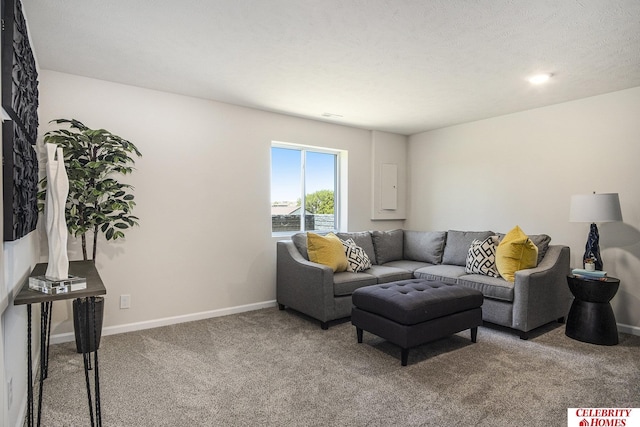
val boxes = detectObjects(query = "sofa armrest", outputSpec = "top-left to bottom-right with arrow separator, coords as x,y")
512,245 -> 572,332
276,240 -> 336,323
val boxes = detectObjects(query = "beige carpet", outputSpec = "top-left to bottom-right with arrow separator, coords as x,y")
34,307 -> 639,426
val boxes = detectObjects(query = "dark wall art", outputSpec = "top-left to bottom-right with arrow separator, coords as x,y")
1,0 -> 39,241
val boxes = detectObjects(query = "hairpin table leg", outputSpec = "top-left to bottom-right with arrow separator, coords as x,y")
27,304 -> 33,427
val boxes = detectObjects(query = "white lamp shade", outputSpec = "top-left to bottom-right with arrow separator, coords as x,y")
569,193 -> 622,223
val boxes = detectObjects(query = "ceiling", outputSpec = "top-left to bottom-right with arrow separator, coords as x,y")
23,0 -> 640,135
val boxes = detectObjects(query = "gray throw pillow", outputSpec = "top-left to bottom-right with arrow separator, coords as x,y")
403,230 -> 447,264
372,229 -> 404,265
442,230 -> 494,266
336,231 -> 377,265
291,233 -> 309,260
529,234 -> 551,265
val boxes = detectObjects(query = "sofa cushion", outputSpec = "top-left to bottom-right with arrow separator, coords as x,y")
495,226 -> 538,283
333,271 -> 377,296
465,237 -> 500,278
383,259 -> 433,273
413,264 -> 467,284
307,232 -> 348,272
365,265 -> 413,284
340,238 -> 372,273
496,232 -> 551,265
442,230 -> 494,266
372,229 -> 404,264
336,231 -> 377,264
457,274 -> 515,302
403,230 -> 447,264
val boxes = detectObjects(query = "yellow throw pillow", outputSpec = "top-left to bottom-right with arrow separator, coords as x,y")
495,226 -> 538,283
307,232 -> 348,273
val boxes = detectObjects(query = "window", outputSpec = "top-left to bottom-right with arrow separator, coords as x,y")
271,143 -> 340,234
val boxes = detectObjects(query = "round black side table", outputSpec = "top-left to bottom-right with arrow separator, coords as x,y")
565,275 -> 620,345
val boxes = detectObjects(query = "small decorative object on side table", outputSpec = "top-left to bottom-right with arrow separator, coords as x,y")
584,258 -> 596,271
565,275 -> 620,345
44,143 -> 70,281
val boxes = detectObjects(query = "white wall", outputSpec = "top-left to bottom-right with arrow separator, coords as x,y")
407,86 -> 640,333
37,70 -> 405,338
2,233 -> 40,427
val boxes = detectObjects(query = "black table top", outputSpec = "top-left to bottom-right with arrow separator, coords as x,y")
567,274 -> 619,303
14,260 -> 106,305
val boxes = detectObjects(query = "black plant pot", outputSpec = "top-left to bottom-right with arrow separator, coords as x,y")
73,297 -> 104,353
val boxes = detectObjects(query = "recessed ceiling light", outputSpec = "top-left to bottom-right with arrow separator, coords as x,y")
528,73 -> 552,84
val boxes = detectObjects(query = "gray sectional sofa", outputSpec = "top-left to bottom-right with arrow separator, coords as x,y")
276,229 -> 572,339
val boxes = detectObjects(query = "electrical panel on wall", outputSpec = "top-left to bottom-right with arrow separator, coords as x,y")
380,163 -> 398,210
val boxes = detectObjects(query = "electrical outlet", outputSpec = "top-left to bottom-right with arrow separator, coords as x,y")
7,377 -> 12,408
120,294 -> 131,309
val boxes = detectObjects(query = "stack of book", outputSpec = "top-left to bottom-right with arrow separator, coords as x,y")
571,268 -> 608,281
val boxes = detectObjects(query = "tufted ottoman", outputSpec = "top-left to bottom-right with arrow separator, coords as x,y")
351,279 -> 483,366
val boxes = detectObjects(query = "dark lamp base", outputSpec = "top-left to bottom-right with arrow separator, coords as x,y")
583,223 -> 603,271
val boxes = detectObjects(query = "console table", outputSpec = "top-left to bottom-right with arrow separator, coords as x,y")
565,275 -> 620,346
14,261 -> 106,427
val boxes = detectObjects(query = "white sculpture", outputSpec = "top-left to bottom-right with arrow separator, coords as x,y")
45,143 -> 69,280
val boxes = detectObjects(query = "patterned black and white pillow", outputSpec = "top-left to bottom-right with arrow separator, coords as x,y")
341,238 -> 372,273
465,237 -> 500,277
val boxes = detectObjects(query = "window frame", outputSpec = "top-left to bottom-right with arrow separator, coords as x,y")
271,141 -> 341,236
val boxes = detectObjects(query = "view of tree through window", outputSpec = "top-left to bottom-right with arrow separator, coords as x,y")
271,145 -> 338,233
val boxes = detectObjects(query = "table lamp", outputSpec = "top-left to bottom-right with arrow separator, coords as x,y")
569,192 -> 622,271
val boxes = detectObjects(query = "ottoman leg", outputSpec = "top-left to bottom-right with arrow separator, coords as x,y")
356,327 -> 363,343
471,327 -> 478,343
401,348 -> 409,366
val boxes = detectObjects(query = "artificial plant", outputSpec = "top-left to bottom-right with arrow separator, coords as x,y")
38,119 -> 142,261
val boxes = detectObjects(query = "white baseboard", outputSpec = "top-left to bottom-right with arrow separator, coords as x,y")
48,301 -> 640,344
617,322 -> 640,337
50,300 -> 278,345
